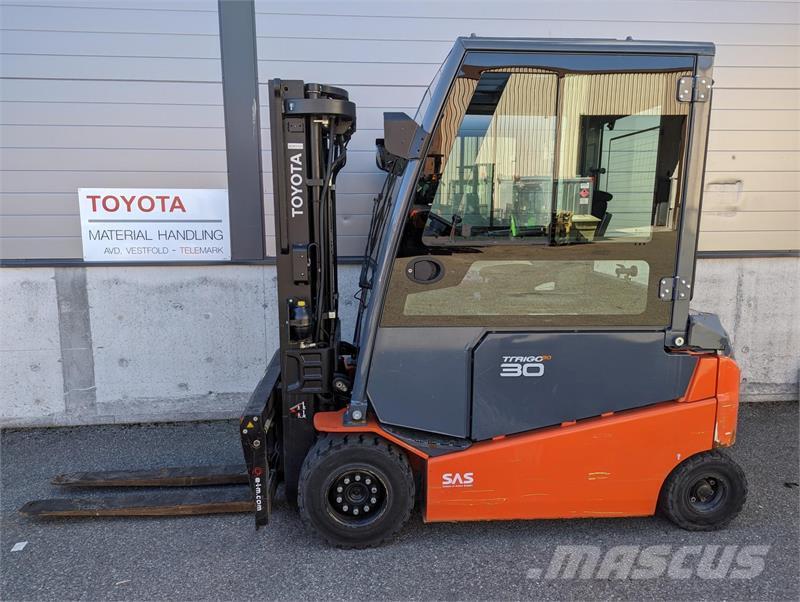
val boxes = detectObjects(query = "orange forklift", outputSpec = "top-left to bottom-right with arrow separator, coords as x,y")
24,37 -> 746,548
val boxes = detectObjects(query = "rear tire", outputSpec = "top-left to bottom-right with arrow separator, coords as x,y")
298,434 -> 415,548
658,450 -> 747,531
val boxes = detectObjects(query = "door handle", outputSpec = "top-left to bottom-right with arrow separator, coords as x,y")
406,258 -> 444,284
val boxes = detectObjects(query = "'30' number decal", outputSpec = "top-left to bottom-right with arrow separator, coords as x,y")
500,362 -> 544,377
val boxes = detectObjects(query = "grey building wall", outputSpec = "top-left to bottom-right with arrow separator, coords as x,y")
0,0 -> 798,426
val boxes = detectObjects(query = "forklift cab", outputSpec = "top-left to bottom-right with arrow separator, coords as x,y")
350,38 -> 721,440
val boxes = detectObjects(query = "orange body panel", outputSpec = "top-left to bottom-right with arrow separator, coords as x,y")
313,353 -> 740,524
314,409 -> 429,458
426,399 -> 716,522
714,356 -> 741,447
679,356 -> 718,402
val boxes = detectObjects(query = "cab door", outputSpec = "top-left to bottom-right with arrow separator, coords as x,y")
367,50 -> 704,439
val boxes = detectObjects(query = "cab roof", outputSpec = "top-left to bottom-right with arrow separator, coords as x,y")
456,36 -> 715,56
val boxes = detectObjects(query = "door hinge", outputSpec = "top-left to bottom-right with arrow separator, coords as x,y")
677,76 -> 712,103
659,276 -> 691,301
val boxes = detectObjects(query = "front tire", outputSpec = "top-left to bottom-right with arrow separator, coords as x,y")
659,450 -> 747,531
298,434 -> 414,548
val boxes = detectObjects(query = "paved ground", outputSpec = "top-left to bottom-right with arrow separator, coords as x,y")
1,402 -> 798,601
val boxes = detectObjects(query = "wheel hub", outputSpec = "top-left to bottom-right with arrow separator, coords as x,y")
688,476 -> 725,511
328,469 -> 386,521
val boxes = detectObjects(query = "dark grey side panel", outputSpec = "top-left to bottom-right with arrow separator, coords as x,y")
367,327 -> 483,438
472,332 -> 698,440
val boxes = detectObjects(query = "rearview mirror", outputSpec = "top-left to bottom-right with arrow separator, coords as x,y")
382,112 -> 428,161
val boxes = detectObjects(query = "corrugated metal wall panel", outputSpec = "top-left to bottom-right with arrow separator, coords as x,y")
2,171 -> 228,193
0,214 -> 81,238
706,151 -> 799,172
0,79 -> 224,104
697,231 -> 800,251
252,14 -> 797,46
0,125 -> 226,150
0,3 -> 219,34
0,30 -> 221,58
255,1 -> 798,24
704,171 -> 799,191
1,103 -> 224,128
703,190 -> 799,212
0,237 -> 82,259
0,0 -> 227,259
701,210 -> 800,232
708,131 -> 799,151
0,55 -> 222,81
0,149 -> 227,172
0,0 -> 797,259
0,194 -> 78,215
713,90 -> 799,111
711,110 -> 798,131
254,0 -> 799,254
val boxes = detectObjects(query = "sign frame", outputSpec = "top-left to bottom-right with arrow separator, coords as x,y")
78,188 -> 231,262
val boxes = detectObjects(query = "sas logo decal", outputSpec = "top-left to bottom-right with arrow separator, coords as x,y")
500,355 -> 552,378
442,472 -> 474,488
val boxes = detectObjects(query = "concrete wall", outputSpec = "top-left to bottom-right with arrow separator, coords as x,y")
0,268 -> 63,420
0,264 -> 361,425
692,258 -> 800,402
1,257 -> 797,426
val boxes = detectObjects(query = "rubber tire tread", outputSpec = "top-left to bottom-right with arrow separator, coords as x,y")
297,434 -> 415,548
658,450 -> 747,531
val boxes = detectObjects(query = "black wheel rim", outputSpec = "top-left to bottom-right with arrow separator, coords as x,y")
687,474 -> 727,513
326,468 -> 388,526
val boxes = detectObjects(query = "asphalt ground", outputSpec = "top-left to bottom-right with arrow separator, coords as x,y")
1,402 -> 798,601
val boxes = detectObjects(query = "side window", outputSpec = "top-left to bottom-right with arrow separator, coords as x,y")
422,72 -> 557,245
382,65 -> 691,328
554,72 -> 689,244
